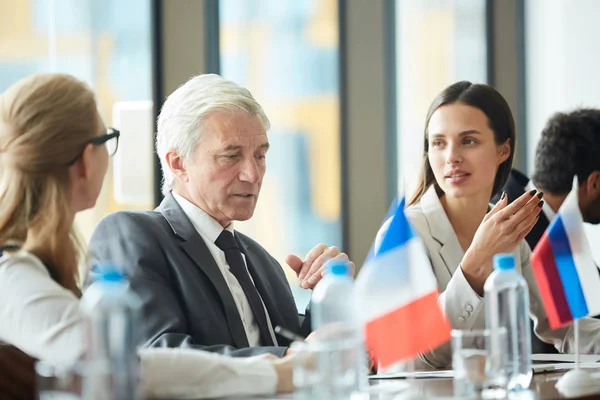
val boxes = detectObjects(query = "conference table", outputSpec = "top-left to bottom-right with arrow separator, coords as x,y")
207,368 -> 600,399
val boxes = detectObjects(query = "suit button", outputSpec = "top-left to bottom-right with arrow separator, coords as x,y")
458,316 -> 466,323
465,304 -> 474,312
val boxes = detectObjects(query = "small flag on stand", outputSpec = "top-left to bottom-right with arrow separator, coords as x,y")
355,198 -> 450,369
531,178 -> 600,329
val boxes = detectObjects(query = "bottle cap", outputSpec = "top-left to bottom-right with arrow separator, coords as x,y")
95,265 -> 124,282
493,253 -> 515,270
327,261 -> 349,276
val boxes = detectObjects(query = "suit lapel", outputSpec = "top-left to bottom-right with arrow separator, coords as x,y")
236,236 -> 285,330
439,242 -> 463,278
504,171 -> 527,203
527,212 -> 549,250
501,172 -> 550,251
158,194 -> 249,348
421,187 -> 465,277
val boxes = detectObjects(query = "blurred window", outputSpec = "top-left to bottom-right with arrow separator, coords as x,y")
0,0 -> 154,243
219,0 -> 342,310
395,0 -> 487,195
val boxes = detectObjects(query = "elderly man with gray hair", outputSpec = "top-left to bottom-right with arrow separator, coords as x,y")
89,74 -> 353,357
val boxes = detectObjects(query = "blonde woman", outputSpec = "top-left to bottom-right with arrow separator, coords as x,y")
0,73 -> 293,399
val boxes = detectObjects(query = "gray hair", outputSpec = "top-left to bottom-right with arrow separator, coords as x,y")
156,73 -> 270,195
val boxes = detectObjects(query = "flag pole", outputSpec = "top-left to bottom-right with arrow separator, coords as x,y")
407,356 -> 415,381
574,318 -> 580,370
394,356 -> 423,400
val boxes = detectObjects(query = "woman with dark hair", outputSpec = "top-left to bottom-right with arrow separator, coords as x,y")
383,81 -> 600,369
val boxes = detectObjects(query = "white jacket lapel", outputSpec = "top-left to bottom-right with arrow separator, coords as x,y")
421,187 -> 465,278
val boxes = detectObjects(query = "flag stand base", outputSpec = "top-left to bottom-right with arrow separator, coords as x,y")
556,369 -> 599,397
555,320 -> 599,397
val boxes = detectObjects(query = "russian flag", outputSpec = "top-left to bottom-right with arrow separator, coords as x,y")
355,198 -> 451,369
531,179 -> 600,329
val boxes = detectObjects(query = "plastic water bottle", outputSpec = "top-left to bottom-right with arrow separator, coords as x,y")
308,261 -> 366,399
312,261 -> 357,330
80,266 -> 142,400
484,253 -> 532,390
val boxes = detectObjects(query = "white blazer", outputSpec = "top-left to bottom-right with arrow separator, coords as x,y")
380,186 -> 600,369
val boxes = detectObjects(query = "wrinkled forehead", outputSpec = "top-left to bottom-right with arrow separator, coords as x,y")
217,134 -> 270,152
202,110 -> 268,149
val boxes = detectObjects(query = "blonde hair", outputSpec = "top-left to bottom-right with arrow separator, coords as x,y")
0,73 -> 99,295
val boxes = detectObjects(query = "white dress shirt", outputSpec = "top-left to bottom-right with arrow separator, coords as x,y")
172,192 -> 277,346
0,251 -> 277,398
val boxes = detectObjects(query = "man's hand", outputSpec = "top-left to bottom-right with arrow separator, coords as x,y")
272,356 -> 294,393
286,244 -> 355,289
283,330 -> 319,356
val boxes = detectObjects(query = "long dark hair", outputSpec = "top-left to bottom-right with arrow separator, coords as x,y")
407,81 -> 516,206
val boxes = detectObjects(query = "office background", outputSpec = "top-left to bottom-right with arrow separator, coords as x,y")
1,0 -> 599,309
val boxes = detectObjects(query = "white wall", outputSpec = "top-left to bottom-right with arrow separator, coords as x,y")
525,0 -> 600,261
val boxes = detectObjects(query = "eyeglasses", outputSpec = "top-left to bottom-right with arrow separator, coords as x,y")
67,128 -> 120,166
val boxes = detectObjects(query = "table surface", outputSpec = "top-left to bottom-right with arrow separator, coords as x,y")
392,369 -> 600,399
207,368 -> 600,400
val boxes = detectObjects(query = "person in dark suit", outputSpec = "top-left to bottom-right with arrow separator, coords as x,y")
493,169 -> 549,251
496,109 -> 600,241
495,108 -> 600,353
89,74 -> 354,358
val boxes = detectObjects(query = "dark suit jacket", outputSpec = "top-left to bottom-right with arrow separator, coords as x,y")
496,169 -> 556,354
493,169 -> 551,250
89,193 -> 310,358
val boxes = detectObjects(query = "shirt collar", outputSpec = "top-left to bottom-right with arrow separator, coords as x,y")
171,192 -> 234,243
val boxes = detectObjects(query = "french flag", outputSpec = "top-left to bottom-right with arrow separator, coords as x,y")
355,198 -> 451,369
531,179 -> 600,329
